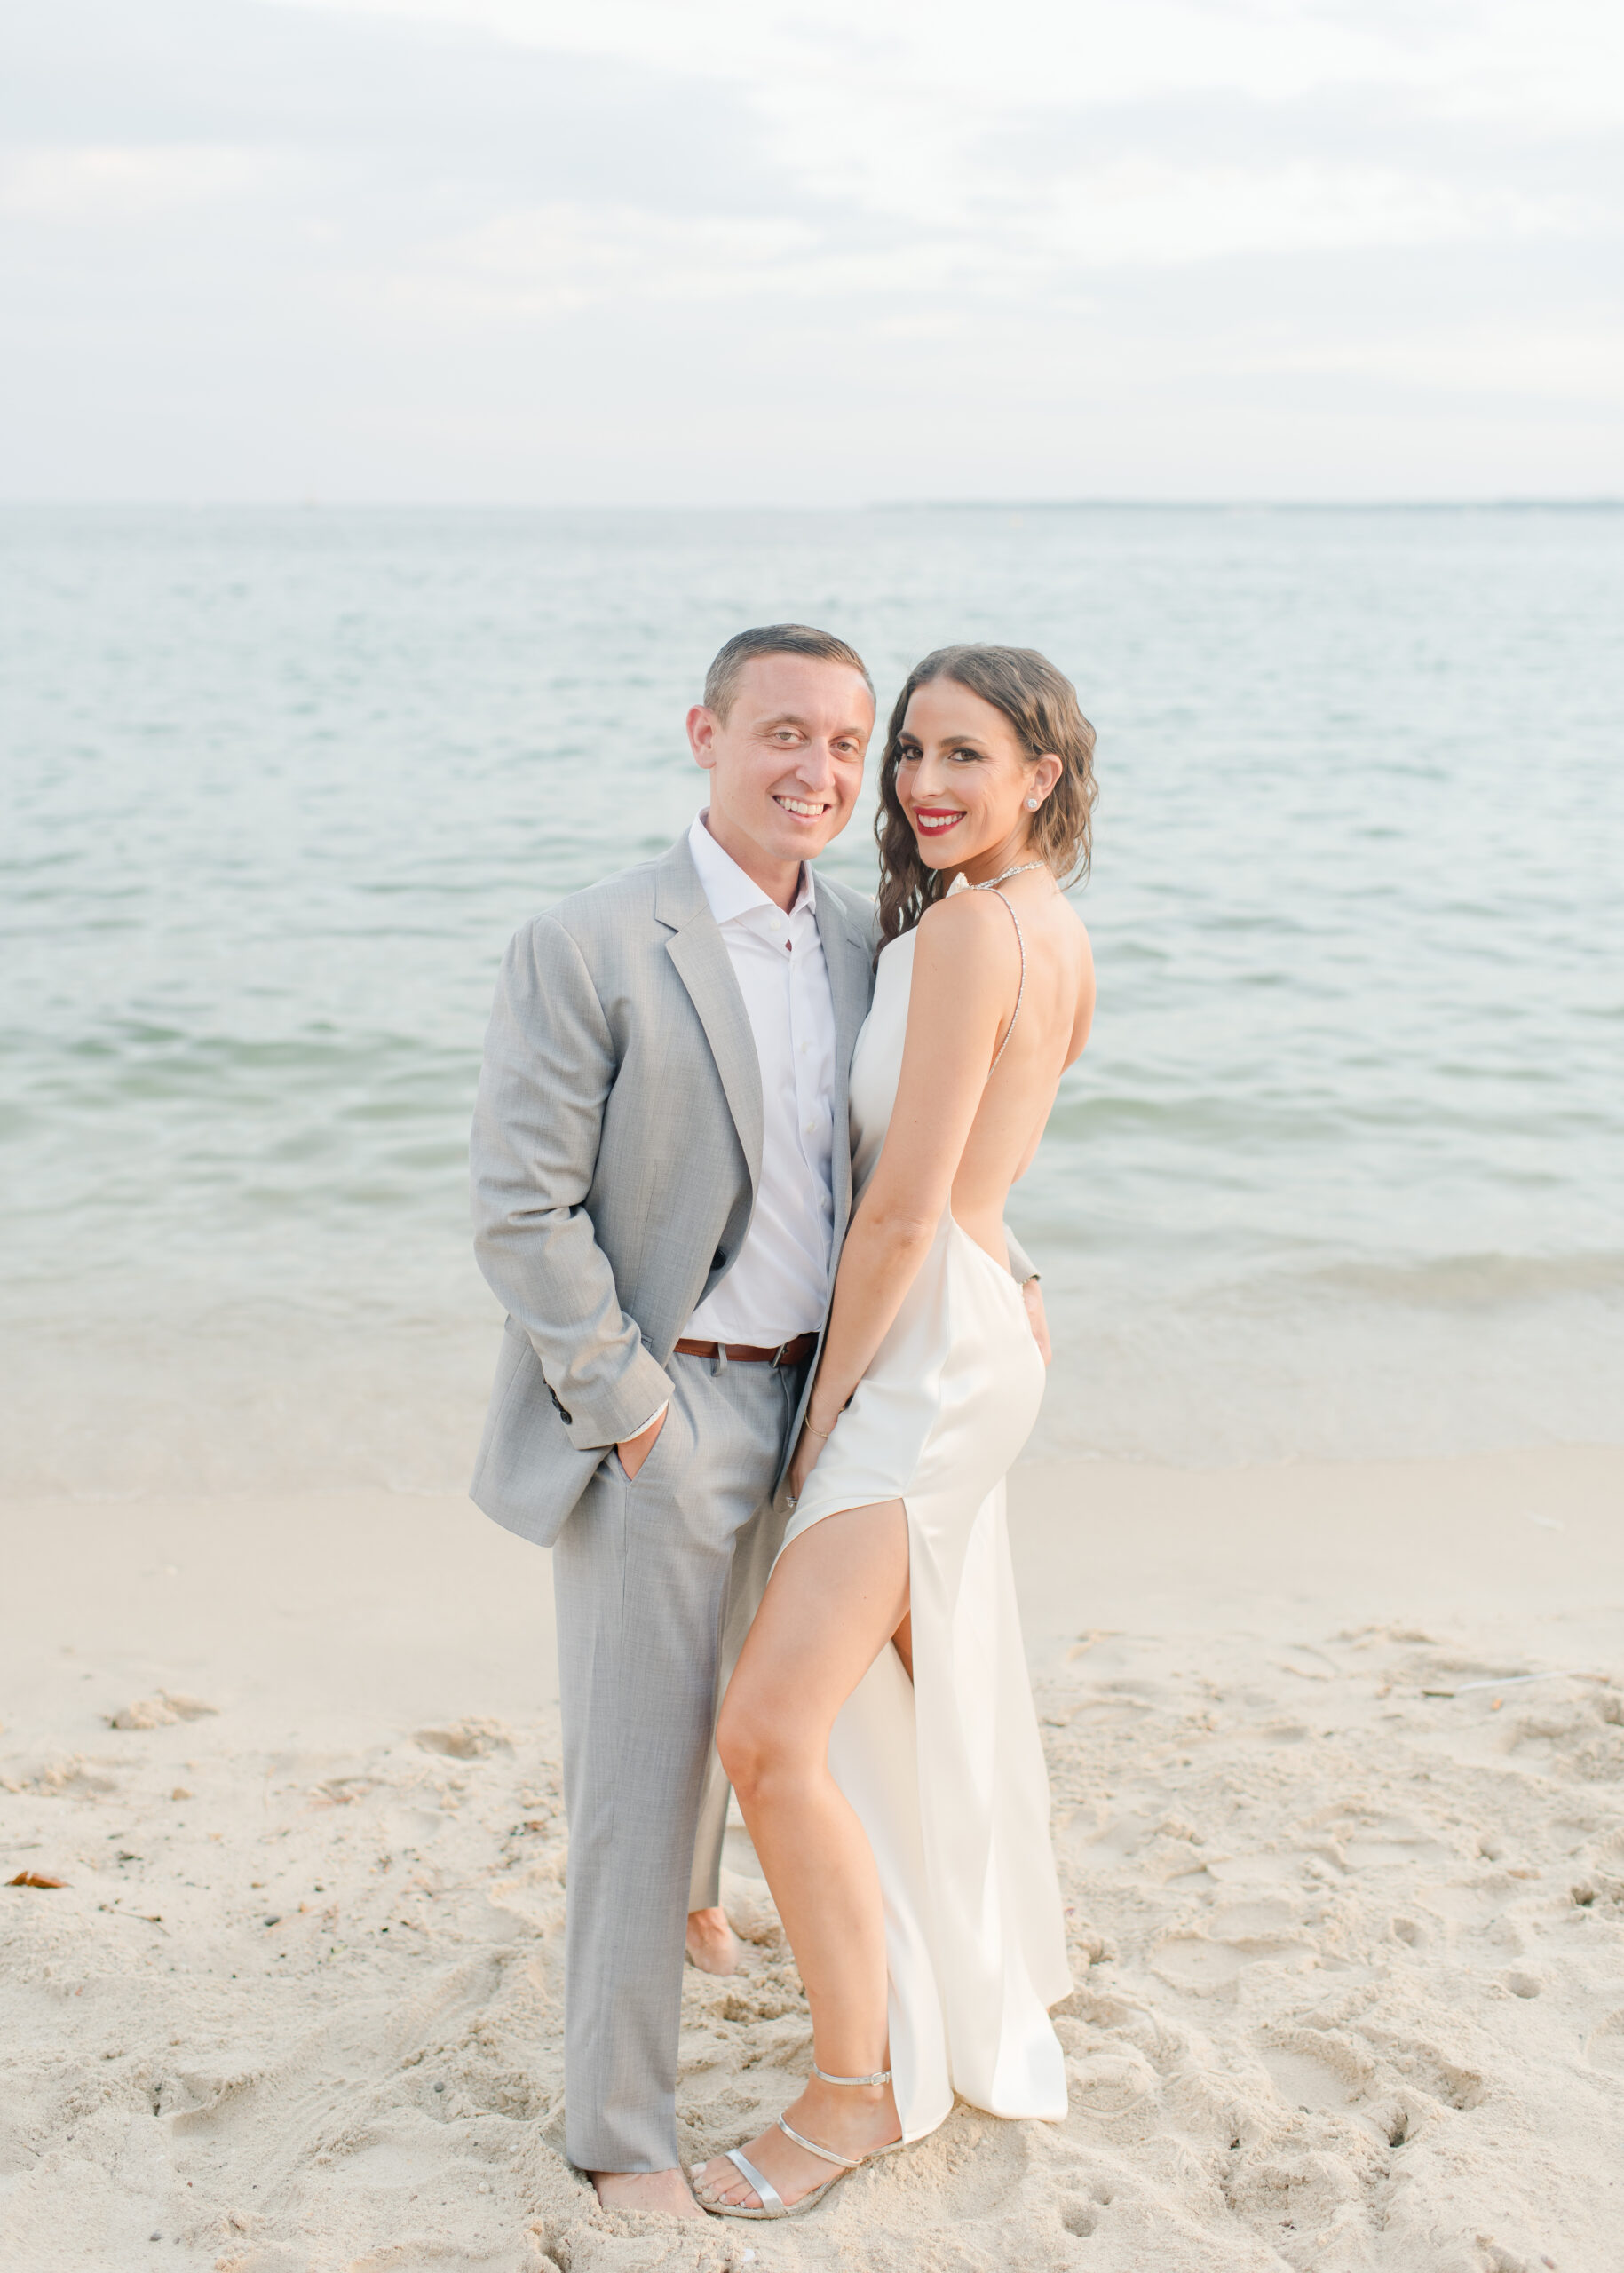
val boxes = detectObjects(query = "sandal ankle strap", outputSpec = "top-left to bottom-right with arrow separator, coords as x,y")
811,2062 -> 892,2087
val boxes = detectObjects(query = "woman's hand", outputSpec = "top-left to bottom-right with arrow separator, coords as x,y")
786,1421 -> 825,1504
1021,1278 -> 1052,1365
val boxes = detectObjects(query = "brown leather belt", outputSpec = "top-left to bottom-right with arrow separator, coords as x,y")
673,1333 -> 817,1368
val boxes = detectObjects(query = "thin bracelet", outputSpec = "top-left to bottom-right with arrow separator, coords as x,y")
804,1414 -> 836,1439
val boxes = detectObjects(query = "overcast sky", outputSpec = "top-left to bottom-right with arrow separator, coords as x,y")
4,0 -> 1620,502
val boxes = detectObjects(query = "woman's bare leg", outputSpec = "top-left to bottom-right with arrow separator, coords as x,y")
693,1500 -> 908,2211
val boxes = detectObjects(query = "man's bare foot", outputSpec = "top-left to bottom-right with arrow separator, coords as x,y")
685,1905 -> 740,1976
693,2078 -> 900,2213
590,2167 -> 708,2219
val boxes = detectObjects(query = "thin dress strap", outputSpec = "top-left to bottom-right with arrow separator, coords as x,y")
973,883 -> 1026,1077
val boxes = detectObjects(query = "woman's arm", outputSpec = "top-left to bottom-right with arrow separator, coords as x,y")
792,893 -> 1020,1473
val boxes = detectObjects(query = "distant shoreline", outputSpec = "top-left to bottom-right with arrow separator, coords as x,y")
2,495 -> 1620,515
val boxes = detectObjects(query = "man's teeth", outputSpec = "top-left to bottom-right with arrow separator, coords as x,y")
776,796 -> 826,818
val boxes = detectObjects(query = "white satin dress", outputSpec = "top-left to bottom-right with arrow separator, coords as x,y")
779,894 -> 1072,2143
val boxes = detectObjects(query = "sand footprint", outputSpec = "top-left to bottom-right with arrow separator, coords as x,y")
1256,2030 -> 1374,2114
1151,1927 -> 1315,1996
1060,2182 -> 1114,2237
1066,2044 -> 1159,2115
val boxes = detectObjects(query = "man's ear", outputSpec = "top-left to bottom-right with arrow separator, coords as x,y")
687,704 -> 720,768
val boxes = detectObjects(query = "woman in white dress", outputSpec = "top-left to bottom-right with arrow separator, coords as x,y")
694,645 -> 1097,2220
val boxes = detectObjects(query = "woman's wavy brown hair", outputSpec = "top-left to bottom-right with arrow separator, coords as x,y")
875,644 -> 1097,947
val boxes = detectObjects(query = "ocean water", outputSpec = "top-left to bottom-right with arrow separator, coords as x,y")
3,503 -> 1620,1495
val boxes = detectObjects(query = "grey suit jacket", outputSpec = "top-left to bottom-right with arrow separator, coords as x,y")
469,832 -> 875,1546
469,829 -> 1035,1548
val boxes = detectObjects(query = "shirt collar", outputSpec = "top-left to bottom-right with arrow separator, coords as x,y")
688,811 -> 816,926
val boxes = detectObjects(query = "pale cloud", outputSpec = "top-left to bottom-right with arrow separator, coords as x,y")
280,0 -> 1624,124
1268,325 -> 1624,403
1034,161 -> 1599,265
385,202 -> 1038,326
1,0 -> 1618,498
400,204 -> 824,316
389,159 -> 1594,330
0,143 -> 278,223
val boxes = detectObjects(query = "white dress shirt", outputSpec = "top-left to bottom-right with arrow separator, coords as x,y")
684,812 -> 838,1345
621,816 -> 839,1445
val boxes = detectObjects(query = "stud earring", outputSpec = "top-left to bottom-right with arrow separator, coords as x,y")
1026,796 -> 1040,811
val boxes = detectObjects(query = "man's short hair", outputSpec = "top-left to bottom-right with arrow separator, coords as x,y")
702,624 -> 875,722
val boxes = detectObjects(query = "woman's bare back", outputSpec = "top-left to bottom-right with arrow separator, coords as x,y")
941,870 -> 1095,1264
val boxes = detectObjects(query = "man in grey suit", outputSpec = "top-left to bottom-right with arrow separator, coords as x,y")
469,624 -> 1042,2217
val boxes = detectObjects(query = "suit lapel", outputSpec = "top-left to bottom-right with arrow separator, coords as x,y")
655,839 -> 764,1198
654,836 -> 875,1233
813,881 -> 876,1239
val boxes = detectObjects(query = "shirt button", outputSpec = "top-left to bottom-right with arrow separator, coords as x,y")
804,1119 -> 816,1134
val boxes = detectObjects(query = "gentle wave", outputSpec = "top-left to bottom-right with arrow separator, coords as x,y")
1303,1251 -> 1624,1309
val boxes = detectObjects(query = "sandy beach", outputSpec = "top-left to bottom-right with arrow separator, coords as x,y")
4,1446 -> 1621,2271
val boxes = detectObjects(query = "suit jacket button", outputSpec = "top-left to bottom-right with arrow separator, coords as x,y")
712,1249 -> 726,1270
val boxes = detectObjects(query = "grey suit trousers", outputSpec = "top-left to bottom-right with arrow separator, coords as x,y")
551,1349 -> 802,2174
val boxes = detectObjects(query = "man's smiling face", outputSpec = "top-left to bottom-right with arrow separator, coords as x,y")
688,653 -> 874,893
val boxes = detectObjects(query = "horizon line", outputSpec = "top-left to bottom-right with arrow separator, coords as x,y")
1,495 -> 1620,514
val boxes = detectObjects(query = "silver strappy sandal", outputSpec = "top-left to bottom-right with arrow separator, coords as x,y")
693,2062 -> 905,2221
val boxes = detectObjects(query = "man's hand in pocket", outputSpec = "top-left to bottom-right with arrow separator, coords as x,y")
617,1406 -> 667,1480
